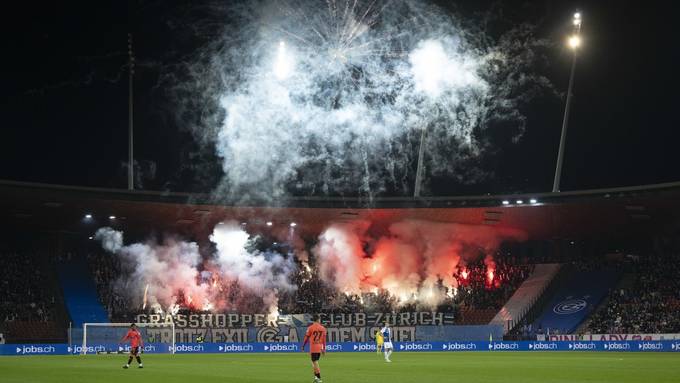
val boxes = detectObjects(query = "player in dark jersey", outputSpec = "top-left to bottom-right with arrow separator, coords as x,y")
301,314 -> 327,383
120,323 -> 144,369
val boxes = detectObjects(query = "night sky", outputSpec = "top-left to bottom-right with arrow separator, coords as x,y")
2,0 -> 679,197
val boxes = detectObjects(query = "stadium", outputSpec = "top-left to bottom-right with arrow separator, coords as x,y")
2,1 -> 680,382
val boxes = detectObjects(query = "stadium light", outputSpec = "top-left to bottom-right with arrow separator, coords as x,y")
568,35 -> 581,49
516,200 -> 524,204
529,198 -> 538,204
84,214 -> 93,219
502,200 -> 510,205
266,221 -> 273,226
109,215 -> 116,220
88,236 -> 94,240
573,12 -> 582,25
553,10 -> 583,193
290,222 -> 297,227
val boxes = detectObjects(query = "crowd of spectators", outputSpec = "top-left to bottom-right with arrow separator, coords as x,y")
0,251 -> 55,324
86,252 -> 129,321
585,238 -> 680,334
280,253 -> 533,317
455,258 -> 533,310
86,242 -> 534,322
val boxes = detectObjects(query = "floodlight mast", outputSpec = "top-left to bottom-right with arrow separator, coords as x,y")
553,11 -> 583,193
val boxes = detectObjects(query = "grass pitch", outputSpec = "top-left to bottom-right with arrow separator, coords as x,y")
2,352 -> 679,383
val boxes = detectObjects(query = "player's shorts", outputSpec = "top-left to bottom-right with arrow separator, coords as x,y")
129,346 -> 140,355
310,353 -> 321,362
383,341 -> 393,350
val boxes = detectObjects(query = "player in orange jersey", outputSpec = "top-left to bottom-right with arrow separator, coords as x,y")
120,323 -> 144,369
301,314 -> 327,383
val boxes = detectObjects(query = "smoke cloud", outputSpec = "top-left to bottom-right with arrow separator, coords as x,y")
96,217 -> 526,313
94,223 -> 297,315
166,0 -> 554,200
313,219 -> 526,306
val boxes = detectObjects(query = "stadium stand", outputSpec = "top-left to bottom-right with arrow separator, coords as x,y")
0,241 -> 66,343
530,269 -> 619,334
85,242 -> 532,325
57,260 -> 109,327
584,241 -> 680,334
490,263 -> 562,333
3,182 -> 680,344
87,251 -> 128,321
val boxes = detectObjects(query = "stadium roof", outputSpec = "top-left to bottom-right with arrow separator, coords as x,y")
1,179 -> 680,240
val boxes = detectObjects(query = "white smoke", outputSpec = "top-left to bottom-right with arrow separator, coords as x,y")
211,222 -> 298,301
314,221 -> 371,294
95,223 -> 297,314
166,0 -> 554,200
95,227 -> 123,253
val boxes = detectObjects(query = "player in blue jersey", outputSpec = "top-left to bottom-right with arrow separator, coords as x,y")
380,321 -> 393,362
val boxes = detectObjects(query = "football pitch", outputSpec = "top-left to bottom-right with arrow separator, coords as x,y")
2,352 -> 679,383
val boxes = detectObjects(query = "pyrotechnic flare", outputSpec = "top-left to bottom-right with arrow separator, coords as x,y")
313,219 -> 526,307
142,284 -> 149,310
95,215 -> 526,314
94,224 -> 298,315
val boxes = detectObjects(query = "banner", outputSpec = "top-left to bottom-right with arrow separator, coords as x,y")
132,312 -> 460,343
3,340 -> 680,356
135,312 -> 455,328
544,333 -> 680,341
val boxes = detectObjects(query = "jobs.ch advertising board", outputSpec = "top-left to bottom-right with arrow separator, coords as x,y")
2,311 -> 680,355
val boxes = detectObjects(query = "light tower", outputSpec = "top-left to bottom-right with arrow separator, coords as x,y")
552,11 -> 582,192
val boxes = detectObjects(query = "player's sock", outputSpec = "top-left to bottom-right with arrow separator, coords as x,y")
127,356 -> 133,365
136,356 -> 142,365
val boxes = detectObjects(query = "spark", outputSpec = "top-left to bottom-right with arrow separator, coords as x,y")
142,284 -> 149,310
274,41 -> 294,80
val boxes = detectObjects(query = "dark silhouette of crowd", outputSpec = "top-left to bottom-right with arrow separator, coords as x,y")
87,252 -> 129,321
0,251 -> 55,323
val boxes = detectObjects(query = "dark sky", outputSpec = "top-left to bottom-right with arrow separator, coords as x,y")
1,0 -> 679,196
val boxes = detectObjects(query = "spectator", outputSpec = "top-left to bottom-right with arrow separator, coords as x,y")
585,246 -> 680,334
